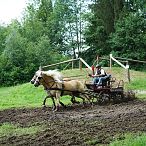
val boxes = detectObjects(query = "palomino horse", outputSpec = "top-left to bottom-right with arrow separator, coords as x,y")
31,70 -> 87,111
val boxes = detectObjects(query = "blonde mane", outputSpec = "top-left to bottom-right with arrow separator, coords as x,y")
43,70 -> 63,83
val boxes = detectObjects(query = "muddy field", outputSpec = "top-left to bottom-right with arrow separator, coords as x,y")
1,99 -> 146,146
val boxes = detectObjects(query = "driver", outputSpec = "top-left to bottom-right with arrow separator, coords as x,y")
92,64 -> 107,85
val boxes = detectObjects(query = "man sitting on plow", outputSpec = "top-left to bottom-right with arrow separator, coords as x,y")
89,64 -> 111,86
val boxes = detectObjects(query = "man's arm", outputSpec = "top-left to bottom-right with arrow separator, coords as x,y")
92,74 -> 100,77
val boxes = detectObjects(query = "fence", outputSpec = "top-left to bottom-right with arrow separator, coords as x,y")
40,54 -> 146,82
98,54 -> 146,83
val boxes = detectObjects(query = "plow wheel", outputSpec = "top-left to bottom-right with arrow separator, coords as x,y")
84,90 -> 98,104
97,91 -> 111,105
111,92 -> 124,104
123,90 -> 136,101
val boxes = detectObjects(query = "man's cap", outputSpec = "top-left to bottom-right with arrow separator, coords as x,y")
96,64 -> 101,68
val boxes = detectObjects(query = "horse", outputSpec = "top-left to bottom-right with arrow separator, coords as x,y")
31,69 -> 87,111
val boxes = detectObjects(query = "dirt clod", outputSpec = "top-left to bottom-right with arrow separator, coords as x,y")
0,99 -> 146,146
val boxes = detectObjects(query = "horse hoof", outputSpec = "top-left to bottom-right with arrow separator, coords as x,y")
75,101 -> 80,104
52,106 -> 56,111
72,101 -> 80,104
42,105 -> 46,109
53,107 -> 59,112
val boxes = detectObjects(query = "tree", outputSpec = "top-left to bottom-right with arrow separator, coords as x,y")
0,26 -> 7,55
83,0 -> 124,63
4,21 -> 27,68
109,13 -> 146,61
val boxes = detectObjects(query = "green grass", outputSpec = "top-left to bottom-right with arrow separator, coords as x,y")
0,83 -> 45,110
126,78 -> 146,90
0,83 -> 74,110
137,94 -> 146,100
0,123 -> 44,138
0,68 -> 146,110
109,133 -> 146,146
85,138 -> 101,145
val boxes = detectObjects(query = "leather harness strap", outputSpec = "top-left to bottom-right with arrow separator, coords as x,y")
60,83 -> 65,96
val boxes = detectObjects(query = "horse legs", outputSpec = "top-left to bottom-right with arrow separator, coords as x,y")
43,95 -> 49,107
42,95 -> 57,110
78,95 -> 86,105
59,101 -> 67,108
52,93 -> 66,111
71,96 -> 80,104
51,97 -> 56,111
54,92 -> 63,111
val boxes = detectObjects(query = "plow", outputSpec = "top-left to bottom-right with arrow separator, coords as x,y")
82,77 -> 135,105
41,76 -> 136,105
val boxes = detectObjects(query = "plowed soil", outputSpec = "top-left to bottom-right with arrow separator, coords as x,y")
1,99 -> 146,146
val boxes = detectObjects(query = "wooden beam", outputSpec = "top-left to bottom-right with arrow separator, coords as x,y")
79,58 -> 92,71
110,54 -> 128,69
115,57 -> 146,63
42,58 -> 79,69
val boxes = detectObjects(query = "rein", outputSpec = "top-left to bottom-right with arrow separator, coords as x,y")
40,77 -> 65,95
41,77 -> 57,90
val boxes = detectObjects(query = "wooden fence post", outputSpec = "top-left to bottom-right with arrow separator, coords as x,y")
110,54 -> 112,71
126,61 -> 130,82
72,58 -> 74,70
39,66 -> 42,70
79,59 -> 82,70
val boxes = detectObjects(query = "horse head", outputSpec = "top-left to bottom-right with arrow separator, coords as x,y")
33,70 -> 43,87
30,73 -> 38,84
31,69 -> 63,88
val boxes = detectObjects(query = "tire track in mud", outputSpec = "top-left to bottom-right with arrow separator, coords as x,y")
0,99 -> 146,145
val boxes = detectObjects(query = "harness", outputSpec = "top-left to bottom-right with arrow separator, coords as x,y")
60,83 -> 65,96
40,77 -> 65,96
36,76 -> 82,96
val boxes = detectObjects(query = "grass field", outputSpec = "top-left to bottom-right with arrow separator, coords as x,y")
109,133 -> 146,146
0,123 -> 45,137
0,67 -> 146,146
0,83 -> 74,110
0,83 -> 44,110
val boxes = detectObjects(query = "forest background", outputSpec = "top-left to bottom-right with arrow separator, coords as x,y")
0,0 -> 145,86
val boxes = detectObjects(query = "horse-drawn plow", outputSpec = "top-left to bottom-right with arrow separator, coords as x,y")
31,69 -> 135,110
84,77 -> 135,105
29,56 -> 137,110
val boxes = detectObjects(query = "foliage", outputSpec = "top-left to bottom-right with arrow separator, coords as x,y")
84,0 -> 146,65
0,0 -> 145,86
109,13 -> 146,61
0,26 -> 7,54
83,0 -> 124,62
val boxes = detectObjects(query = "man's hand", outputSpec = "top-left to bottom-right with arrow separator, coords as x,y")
88,74 -> 95,77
